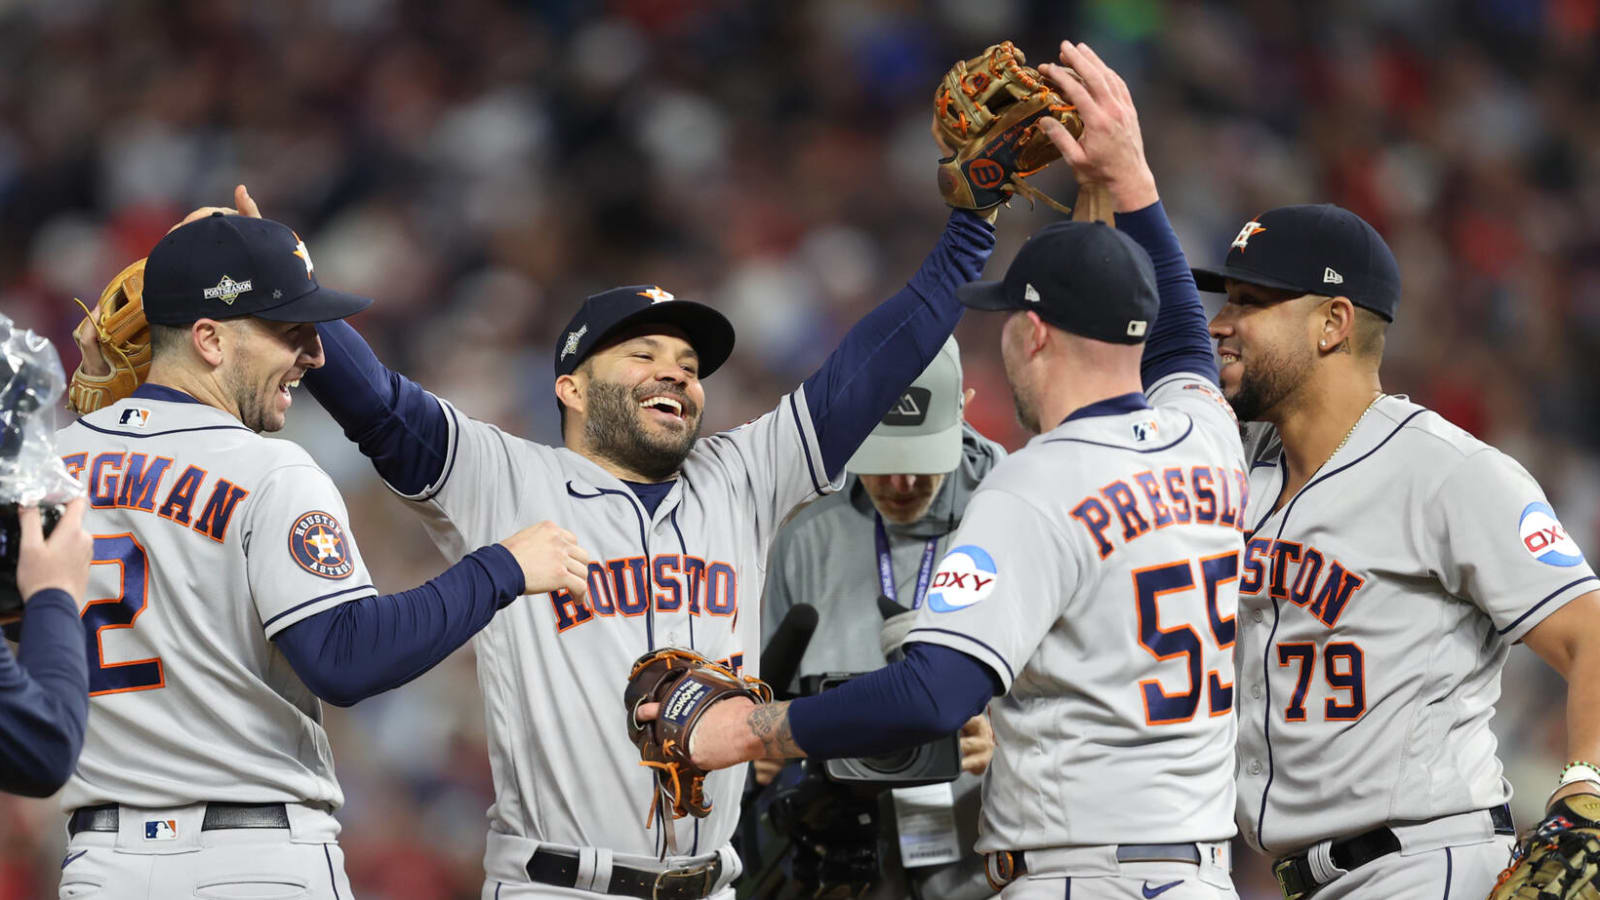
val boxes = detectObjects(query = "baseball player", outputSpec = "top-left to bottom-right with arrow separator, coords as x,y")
650,42 -> 1245,899
2,499 -> 93,797
297,138 -> 997,894
57,206 -> 590,898
1198,194 -> 1600,896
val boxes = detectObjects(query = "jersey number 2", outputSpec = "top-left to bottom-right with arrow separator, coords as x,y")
1133,552 -> 1238,724
83,534 -> 165,696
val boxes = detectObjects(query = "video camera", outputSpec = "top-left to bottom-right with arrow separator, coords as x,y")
739,603 -> 962,898
0,314 -> 77,620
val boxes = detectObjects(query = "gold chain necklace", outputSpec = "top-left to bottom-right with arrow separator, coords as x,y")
1325,392 -> 1385,466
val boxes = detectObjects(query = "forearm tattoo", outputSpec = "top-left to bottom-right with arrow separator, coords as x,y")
748,701 -> 803,759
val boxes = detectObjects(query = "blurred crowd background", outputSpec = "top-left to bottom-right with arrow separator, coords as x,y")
3,0 -> 1599,896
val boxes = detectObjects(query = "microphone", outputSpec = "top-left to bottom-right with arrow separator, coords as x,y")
760,603 -> 818,698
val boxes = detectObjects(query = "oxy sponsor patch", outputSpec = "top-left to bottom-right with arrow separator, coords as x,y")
1519,501 -> 1584,567
926,545 -> 997,612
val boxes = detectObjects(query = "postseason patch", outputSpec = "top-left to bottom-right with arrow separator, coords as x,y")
1519,502 -> 1584,567
289,511 -> 354,579
926,545 -> 998,613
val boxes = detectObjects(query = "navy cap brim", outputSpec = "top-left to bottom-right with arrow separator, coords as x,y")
253,286 -> 374,323
956,280 -> 1015,311
589,300 -> 736,378
1191,264 -> 1322,295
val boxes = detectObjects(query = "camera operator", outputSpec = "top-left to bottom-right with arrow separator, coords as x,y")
757,337 -> 1003,899
2,499 -> 93,796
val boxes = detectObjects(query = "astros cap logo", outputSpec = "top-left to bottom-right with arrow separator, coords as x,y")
1230,220 -> 1266,252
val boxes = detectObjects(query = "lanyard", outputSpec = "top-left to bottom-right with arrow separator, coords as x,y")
874,513 -> 941,610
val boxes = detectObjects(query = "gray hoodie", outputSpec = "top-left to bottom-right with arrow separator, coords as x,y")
759,422 -> 1007,900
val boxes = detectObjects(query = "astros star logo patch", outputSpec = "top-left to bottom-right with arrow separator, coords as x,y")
292,232 -> 315,278
1230,220 -> 1266,252
289,511 -> 354,579
637,286 -> 674,303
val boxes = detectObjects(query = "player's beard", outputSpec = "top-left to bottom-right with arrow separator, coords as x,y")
223,362 -> 283,434
584,379 -> 701,481
1226,341 -> 1314,423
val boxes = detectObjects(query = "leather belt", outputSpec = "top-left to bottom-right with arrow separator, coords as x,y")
985,843 -> 1203,891
1272,804 -> 1514,900
67,803 -> 290,836
526,847 -> 722,900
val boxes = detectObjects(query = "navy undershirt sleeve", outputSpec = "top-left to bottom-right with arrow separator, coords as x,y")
1117,201 -> 1219,388
274,545 -> 524,707
786,643 -> 998,759
305,320 -> 453,496
0,589 -> 90,797
801,211 -> 995,479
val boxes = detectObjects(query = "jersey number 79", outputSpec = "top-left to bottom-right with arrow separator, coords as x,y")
1132,551 -> 1238,724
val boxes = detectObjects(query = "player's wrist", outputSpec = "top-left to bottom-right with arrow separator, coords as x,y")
1105,171 -> 1158,213
1547,761 -> 1600,808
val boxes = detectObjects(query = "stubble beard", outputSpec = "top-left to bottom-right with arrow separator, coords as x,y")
1226,343 -> 1313,423
585,379 -> 701,481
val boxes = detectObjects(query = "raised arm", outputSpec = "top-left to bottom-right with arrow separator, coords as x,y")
1039,42 -> 1216,388
306,319 -> 453,495
801,210 -> 995,480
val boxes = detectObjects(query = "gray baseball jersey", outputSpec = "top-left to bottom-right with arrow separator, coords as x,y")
397,387 -> 832,858
54,391 -> 377,813
1234,394 -> 1598,853
905,372 -> 1247,851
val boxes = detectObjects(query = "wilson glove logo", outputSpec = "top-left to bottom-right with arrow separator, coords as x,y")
927,545 -> 998,612
1519,502 -> 1584,567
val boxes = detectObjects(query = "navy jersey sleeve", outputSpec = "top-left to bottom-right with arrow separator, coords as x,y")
786,643 -> 997,758
801,210 -> 995,479
0,589 -> 90,797
305,319 -> 454,495
274,544 -> 525,706
1116,201 -> 1218,388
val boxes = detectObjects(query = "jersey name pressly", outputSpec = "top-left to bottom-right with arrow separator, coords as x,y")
55,395 -> 377,813
906,373 -> 1246,851
1234,395 -> 1599,854
401,389 -> 833,858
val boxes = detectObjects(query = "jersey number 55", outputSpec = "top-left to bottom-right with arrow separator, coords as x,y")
1132,551 -> 1238,724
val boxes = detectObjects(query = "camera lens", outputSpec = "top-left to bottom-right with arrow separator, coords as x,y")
859,747 -> 919,774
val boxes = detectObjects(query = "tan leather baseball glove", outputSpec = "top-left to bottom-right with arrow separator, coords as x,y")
68,259 -> 150,414
1490,794 -> 1600,899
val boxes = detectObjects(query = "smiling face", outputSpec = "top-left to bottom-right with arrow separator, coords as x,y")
1208,281 -> 1322,423
564,325 -> 706,481
217,317 -> 323,433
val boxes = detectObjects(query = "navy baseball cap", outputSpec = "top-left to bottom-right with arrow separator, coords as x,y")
1191,204 -> 1402,321
553,286 -> 735,379
142,213 -> 373,326
957,221 -> 1159,344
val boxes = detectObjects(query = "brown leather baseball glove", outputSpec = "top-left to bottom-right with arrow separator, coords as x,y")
624,648 -> 772,847
68,259 -> 151,414
1490,794 -> 1600,899
934,41 -> 1091,215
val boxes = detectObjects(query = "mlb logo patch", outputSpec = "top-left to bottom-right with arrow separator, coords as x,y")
144,819 -> 178,840
118,407 -> 151,428
1131,418 -> 1160,441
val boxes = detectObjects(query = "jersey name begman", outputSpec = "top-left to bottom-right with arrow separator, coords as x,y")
62,451 -> 250,543
549,555 -> 737,633
1069,465 -> 1249,559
